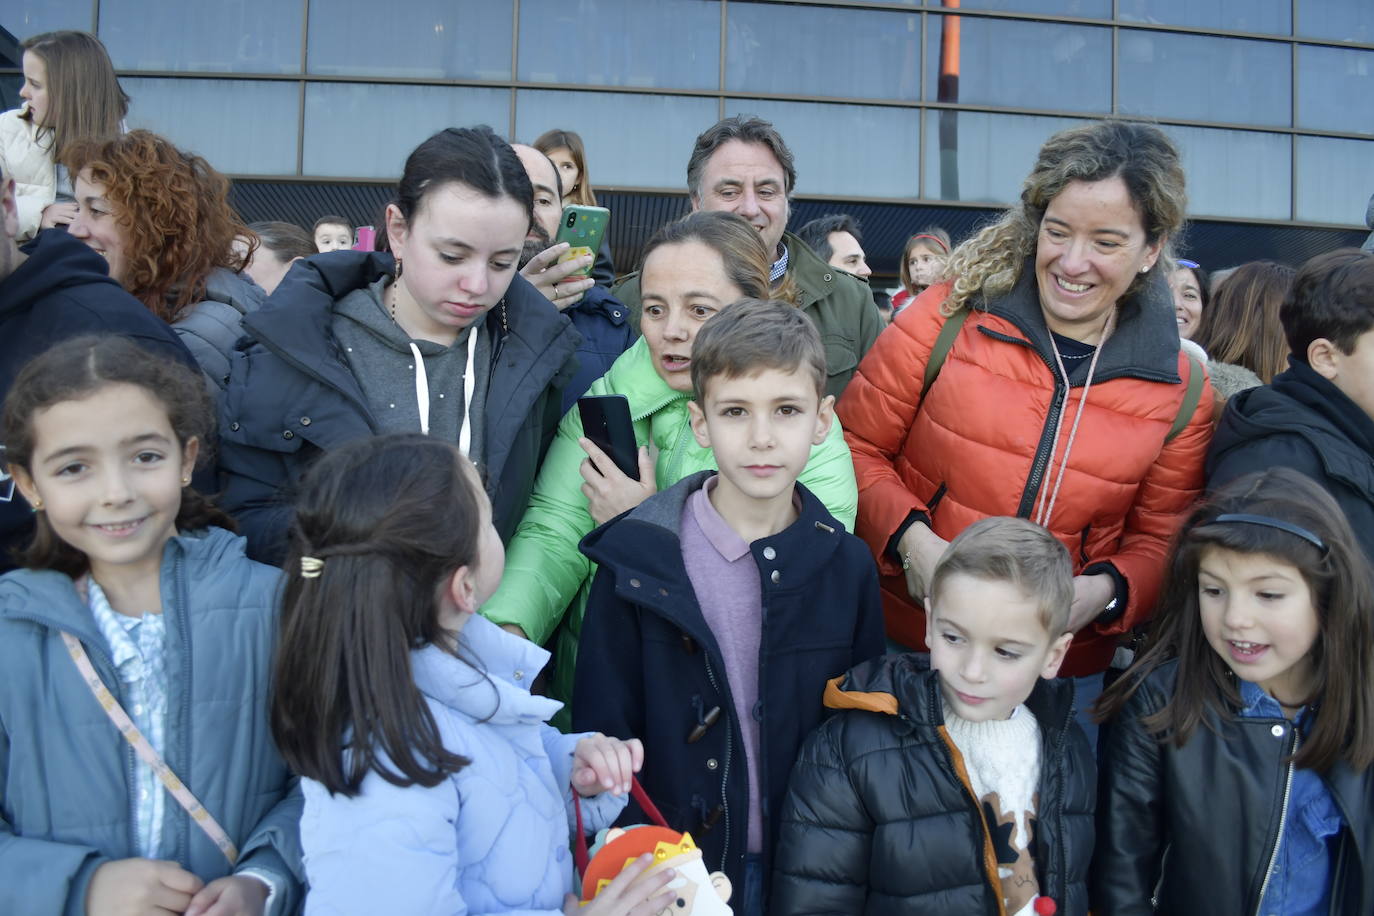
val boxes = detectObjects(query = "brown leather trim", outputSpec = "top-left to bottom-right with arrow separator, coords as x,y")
822,676 -> 899,715
938,726 -> 1009,916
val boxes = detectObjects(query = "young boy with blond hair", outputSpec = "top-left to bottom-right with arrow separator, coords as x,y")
573,298 -> 886,914
772,517 -> 1096,915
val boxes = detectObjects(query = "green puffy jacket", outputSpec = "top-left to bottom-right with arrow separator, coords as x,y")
480,335 -> 859,726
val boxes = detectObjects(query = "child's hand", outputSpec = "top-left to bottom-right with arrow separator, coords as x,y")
578,439 -> 657,525
563,853 -> 676,916
85,857 -> 204,916
572,733 -> 643,797
185,875 -> 270,916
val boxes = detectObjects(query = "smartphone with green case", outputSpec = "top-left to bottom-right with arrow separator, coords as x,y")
554,205 -> 610,278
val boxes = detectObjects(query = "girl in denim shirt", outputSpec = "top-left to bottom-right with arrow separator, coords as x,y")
1091,468 -> 1374,915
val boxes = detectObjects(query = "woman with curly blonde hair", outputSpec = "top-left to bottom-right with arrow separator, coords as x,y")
837,120 -> 1215,740
65,129 -> 263,389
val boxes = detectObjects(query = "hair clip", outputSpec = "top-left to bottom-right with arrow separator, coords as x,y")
300,556 -> 325,578
1213,513 -> 1328,555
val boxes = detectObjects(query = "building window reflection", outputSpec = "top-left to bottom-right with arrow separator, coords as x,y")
1118,30 -> 1291,128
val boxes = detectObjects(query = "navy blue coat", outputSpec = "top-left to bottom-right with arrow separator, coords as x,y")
217,251 -> 580,563
572,471 -> 886,900
560,284 -> 637,414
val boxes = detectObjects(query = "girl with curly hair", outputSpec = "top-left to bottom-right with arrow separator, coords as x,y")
836,121 -> 1216,743
65,129 -> 263,390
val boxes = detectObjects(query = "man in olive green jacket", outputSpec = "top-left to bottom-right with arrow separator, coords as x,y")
613,115 -> 881,399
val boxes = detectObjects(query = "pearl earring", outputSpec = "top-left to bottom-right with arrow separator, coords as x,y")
31,497 -> 43,511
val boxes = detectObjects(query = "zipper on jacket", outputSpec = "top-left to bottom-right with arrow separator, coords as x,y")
172,553 -> 192,863
1254,729 -> 1299,916
1050,690 -> 1074,908
977,327 -> 1071,520
927,685 -> 1005,916
702,651 -> 734,875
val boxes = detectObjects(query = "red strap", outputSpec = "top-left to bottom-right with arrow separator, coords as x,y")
572,776 -> 668,879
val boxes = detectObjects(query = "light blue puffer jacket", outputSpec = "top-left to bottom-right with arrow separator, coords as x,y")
300,614 -> 626,915
0,527 -> 303,916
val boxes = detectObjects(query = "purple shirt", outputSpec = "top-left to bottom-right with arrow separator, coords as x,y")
681,476 -> 765,852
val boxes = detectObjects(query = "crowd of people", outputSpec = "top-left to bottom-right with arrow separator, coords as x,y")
2,28 -> 1374,916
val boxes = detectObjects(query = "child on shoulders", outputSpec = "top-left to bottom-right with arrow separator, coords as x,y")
573,298 -> 887,914
772,516 -> 1095,915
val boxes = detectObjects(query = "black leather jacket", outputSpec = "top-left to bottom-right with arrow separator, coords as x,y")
771,653 -> 1095,915
1092,660 -> 1374,915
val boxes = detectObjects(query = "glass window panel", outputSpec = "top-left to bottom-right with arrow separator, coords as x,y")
1118,0 -> 1291,35
304,83 -> 509,179
122,77 -> 298,176
1163,125 -> 1290,220
922,0 -> 1111,15
1297,0 -> 1374,43
727,98 -> 920,198
518,0 -> 717,90
1118,31 -> 1291,127
925,17 -> 1111,114
515,90 -> 718,189
1298,46 -> 1374,135
727,3 -> 918,101
100,0 -> 302,73
922,110 -> 1085,204
1297,136 -> 1374,224
307,0 -> 511,79
7,0 -> 93,36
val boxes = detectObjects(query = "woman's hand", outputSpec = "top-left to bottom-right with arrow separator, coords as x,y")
1067,573 -> 1117,634
572,734 -> 643,797
184,875 -> 270,916
564,854 -> 676,916
579,438 -> 657,525
897,522 -> 949,604
86,858 -> 204,916
40,201 -> 78,229
520,242 -> 594,310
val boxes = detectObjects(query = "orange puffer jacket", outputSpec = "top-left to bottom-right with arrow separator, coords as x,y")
837,265 -> 1213,677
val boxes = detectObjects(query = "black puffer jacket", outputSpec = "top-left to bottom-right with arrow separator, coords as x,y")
1092,660 -> 1374,915
772,653 -> 1094,915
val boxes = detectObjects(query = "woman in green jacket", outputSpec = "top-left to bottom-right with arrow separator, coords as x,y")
482,211 -> 858,723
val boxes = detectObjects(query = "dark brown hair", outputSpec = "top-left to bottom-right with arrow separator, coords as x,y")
686,115 -> 797,201
2,336 -> 232,577
64,130 -> 254,321
533,128 -> 597,207
1281,248 -> 1374,363
929,516 -> 1073,636
1193,260 -> 1293,383
20,31 -> 128,163
690,298 -> 826,401
270,434 -> 486,796
1094,468 -> 1374,773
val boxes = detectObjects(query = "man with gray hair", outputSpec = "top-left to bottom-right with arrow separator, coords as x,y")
614,115 -> 881,397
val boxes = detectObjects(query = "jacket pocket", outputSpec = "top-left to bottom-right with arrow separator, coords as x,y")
822,335 -> 859,382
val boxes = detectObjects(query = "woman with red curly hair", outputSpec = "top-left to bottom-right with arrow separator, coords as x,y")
65,129 -> 263,390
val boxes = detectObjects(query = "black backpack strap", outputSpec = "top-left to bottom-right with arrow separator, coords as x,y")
918,307 -> 971,412
1166,352 -> 1205,443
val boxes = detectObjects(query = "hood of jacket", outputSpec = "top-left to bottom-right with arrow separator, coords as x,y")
1,228 -> 130,320
414,614 -> 563,727
984,253 -> 1184,386
823,650 -> 1077,739
1211,358 -> 1374,494
198,265 -> 266,318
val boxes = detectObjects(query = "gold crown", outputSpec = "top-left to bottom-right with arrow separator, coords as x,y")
592,833 -> 699,897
